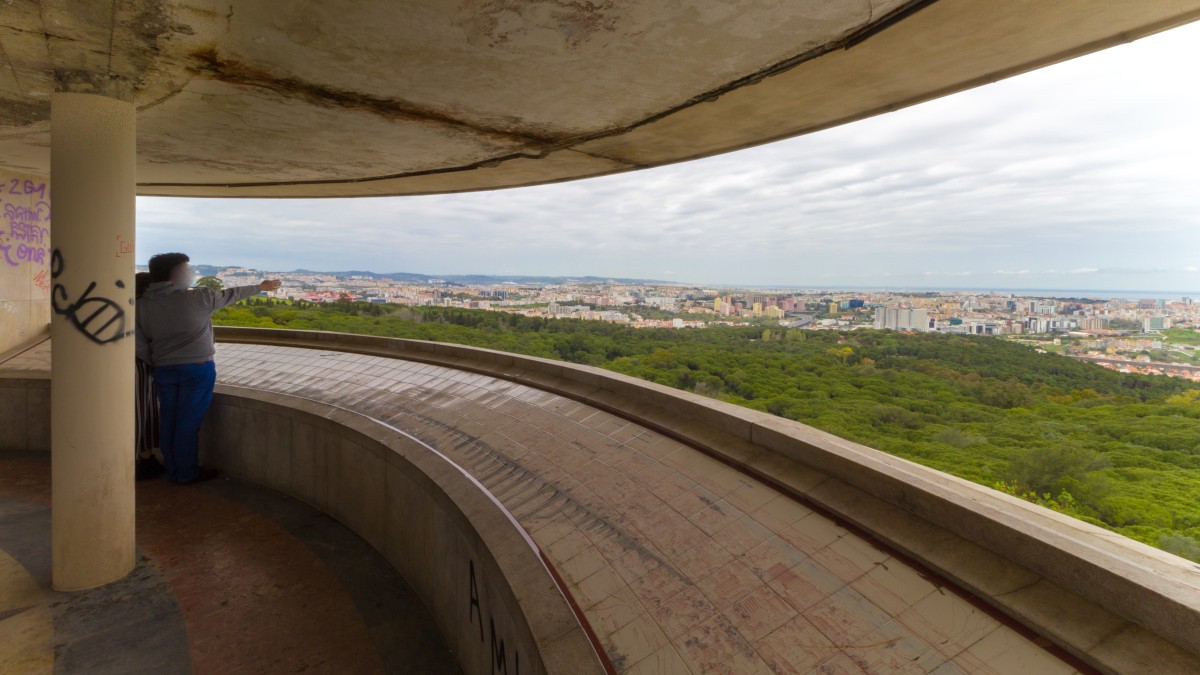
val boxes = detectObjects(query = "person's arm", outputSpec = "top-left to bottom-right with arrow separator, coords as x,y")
206,280 -> 282,312
135,321 -> 150,364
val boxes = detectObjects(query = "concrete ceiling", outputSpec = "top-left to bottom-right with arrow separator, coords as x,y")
2,0 -> 1198,198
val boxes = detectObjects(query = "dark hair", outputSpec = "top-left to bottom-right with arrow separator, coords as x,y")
134,272 -> 152,299
147,252 -> 189,283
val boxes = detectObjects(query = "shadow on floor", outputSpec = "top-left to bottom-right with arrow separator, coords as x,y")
0,451 -> 461,675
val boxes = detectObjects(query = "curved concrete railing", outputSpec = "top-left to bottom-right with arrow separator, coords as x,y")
199,385 -> 608,675
0,366 -> 608,675
211,326 -> 1200,674
6,328 -> 1200,673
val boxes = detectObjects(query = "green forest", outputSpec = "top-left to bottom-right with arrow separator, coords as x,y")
214,299 -> 1200,562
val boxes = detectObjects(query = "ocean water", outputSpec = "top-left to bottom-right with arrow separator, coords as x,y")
734,286 -> 1198,301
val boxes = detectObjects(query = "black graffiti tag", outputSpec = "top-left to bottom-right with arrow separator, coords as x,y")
469,559 -> 522,675
51,249 -> 130,344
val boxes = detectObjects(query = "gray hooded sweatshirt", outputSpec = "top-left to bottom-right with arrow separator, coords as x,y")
136,282 -> 261,366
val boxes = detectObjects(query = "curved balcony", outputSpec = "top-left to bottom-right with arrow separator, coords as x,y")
3,328 -> 1199,674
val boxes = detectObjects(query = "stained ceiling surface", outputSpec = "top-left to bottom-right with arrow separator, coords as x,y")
1,1 -> 1198,197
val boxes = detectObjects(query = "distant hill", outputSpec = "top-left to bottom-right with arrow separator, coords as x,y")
285,269 -> 681,286
142,264 -> 681,286
135,264 -> 223,278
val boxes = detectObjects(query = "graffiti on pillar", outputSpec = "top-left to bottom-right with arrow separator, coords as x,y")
50,249 -> 132,344
114,234 -> 134,258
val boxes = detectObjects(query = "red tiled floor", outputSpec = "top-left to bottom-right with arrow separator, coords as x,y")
136,480 -> 383,674
0,459 -> 51,506
0,454 -> 457,674
726,585 -> 798,644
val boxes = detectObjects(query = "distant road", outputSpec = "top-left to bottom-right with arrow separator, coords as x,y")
1069,355 -> 1200,373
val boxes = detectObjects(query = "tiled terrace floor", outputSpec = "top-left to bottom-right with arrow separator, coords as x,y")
210,342 -> 1085,675
0,449 -> 459,675
1,340 -> 1087,673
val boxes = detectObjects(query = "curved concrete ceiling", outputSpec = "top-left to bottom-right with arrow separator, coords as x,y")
1,0 -> 1198,198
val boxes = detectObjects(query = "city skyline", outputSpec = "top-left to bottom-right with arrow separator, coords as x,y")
206,265 -> 1200,381
137,21 -> 1200,293
185,262 -> 1200,301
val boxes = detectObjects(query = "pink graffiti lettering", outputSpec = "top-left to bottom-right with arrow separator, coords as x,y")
0,237 -> 47,268
18,243 -> 45,265
4,201 -> 48,223
8,221 -> 48,244
3,201 -> 50,245
0,241 -> 16,267
33,269 -> 50,290
115,235 -> 133,258
4,178 -> 47,199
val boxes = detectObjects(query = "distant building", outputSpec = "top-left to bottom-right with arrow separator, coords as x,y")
1025,316 -> 1067,333
1143,316 -> 1171,332
643,296 -> 678,308
874,307 -> 930,332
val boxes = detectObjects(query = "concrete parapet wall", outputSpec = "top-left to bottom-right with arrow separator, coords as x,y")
0,376 -> 49,452
200,386 -> 605,675
0,361 -> 606,674
5,329 -> 1200,672
213,327 -> 1200,673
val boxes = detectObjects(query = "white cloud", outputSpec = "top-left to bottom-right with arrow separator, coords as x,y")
137,21 -> 1200,293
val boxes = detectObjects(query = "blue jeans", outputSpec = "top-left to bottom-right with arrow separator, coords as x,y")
154,361 -> 217,483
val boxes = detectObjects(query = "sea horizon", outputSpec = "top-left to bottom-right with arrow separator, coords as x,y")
718,285 -> 1199,301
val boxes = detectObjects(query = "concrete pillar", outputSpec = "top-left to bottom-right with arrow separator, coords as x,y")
49,93 -> 137,590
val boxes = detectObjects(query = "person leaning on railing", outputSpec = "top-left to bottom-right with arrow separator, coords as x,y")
135,252 -> 281,485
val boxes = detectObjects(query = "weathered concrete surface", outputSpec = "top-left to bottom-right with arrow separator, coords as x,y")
6,334 -> 1200,672
0,171 -> 50,355
202,337 -> 1200,674
1,1 -> 1198,197
0,452 -> 460,674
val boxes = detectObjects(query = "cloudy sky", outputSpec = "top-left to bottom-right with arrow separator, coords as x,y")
137,21 -> 1200,293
